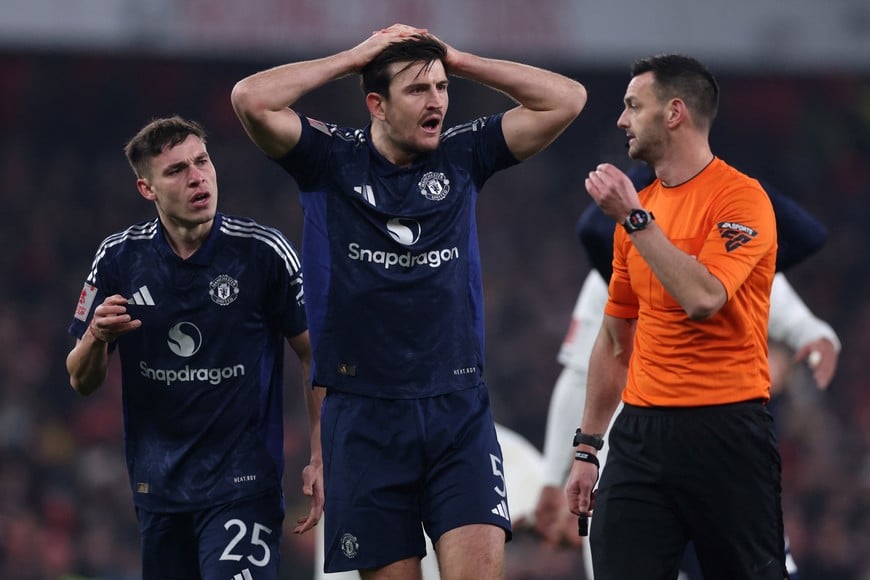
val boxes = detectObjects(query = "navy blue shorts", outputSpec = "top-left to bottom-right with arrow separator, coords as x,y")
136,489 -> 284,580
321,385 -> 511,573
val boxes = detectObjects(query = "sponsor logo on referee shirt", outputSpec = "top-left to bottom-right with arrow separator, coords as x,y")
717,221 -> 758,252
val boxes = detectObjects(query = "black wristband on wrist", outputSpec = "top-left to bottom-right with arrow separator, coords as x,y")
573,428 -> 604,450
574,451 -> 600,469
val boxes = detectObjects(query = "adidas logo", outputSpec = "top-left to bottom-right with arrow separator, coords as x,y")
491,499 -> 510,522
232,569 -> 253,580
353,184 -> 376,206
129,285 -> 155,306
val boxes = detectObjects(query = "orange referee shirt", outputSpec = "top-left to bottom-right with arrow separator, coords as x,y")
606,158 -> 777,407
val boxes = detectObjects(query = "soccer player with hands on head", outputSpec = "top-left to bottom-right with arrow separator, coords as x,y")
232,22 -> 586,580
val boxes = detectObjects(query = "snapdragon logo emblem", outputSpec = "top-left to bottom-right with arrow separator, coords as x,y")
418,172 -> 450,201
386,218 -> 421,246
168,322 -> 202,357
139,321 -> 245,387
348,218 -> 459,270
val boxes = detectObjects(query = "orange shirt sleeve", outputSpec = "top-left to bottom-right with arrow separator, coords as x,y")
698,173 -> 777,301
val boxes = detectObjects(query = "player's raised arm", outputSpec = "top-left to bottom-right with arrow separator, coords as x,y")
231,24 -> 428,159
434,33 -> 587,161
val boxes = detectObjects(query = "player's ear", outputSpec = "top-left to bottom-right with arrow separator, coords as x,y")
666,98 -> 687,129
366,92 -> 387,121
136,178 -> 156,201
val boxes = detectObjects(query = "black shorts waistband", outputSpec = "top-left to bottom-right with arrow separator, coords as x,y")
622,398 -> 766,416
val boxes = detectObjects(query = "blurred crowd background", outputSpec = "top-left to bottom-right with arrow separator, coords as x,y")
1,1 -> 868,578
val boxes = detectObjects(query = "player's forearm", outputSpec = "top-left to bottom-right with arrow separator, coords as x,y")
289,331 -> 324,462
306,385 -> 326,464
580,319 -> 631,442
769,273 -> 841,351
66,336 -> 109,396
629,225 -> 727,320
541,366 -> 587,486
448,50 -> 585,116
232,51 -> 359,115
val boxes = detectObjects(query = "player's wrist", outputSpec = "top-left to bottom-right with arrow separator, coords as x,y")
572,428 -> 604,450
88,323 -> 110,343
622,208 -> 655,233
574,450 -> 599,469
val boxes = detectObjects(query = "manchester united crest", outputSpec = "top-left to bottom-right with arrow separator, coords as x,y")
418,171 -> 450,201
340,532 -> 359,559
209,274 -> 239,306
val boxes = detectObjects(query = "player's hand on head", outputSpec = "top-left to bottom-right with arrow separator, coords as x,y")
89,294 -> 142,343
350,24 -> 428,71
376,23 -> 428,36
794,338 -> 838,390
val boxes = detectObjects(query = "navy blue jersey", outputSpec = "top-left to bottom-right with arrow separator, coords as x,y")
275,113 -> 518,398
68,213 -> 306,512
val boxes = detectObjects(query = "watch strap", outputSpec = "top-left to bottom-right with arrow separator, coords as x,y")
573,428 -> 604,450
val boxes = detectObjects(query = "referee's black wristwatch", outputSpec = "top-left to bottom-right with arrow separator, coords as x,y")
573,428 -> 604,450
622,208 -> 655,233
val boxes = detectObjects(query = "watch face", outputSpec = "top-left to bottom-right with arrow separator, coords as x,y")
623,209 -> 654,233
628,210 -> 648,228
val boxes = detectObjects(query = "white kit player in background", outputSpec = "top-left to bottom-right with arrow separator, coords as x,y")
535,269 -> 840,579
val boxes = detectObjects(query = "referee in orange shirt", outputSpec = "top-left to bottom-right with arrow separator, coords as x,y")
565,54 -> 787,580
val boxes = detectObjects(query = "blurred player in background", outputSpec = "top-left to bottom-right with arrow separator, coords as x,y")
65,116 -> 323,579
536,165 -> 838,579
232,23 -> 586,579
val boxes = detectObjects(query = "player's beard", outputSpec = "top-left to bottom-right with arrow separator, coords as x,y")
394,129 -> 439,161
628,126 -> 669,166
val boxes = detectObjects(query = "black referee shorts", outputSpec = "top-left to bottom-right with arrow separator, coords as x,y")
590,399 -> 788,580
